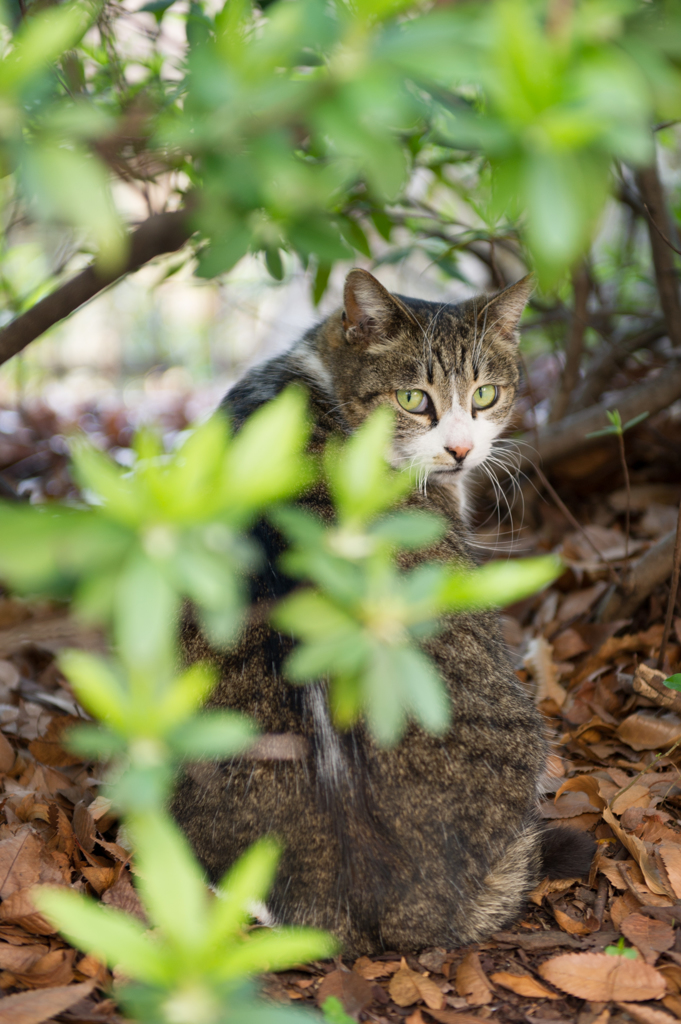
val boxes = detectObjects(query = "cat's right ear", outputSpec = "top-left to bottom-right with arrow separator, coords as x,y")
342,269 -> 410,343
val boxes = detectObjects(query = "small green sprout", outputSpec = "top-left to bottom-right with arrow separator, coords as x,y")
604,937 -> 638,959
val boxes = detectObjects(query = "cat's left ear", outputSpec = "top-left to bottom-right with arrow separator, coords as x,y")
477,274 -> 534,343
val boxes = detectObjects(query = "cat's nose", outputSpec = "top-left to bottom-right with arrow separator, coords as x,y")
446,444 -> 472,464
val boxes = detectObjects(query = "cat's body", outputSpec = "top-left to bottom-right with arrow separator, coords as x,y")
172,271 -> 592,954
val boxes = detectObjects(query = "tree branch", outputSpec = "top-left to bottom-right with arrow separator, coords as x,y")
517,363 -> 681,472
597,528 -> 677,622
0,210 -> 192,368
570,321 -> 666,412
635,160 -> 681,350
549,262 -> 589,423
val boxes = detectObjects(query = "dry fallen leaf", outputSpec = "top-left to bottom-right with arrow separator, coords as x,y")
611,892 -> 642,930
27,716 -> 82,768
417,1011 -> 481,1024
0,888 -> 57,936
0,978 -> 95,1024
538,951 -> 666,1002
553,903 -> 599,936
13,947 -> 75,989
405,1011 -> 426,1024
0,732 -> 14,774
317,968 -> 374,1015
389,965 -> 420,1007
412,973 -> 445,1010
353,956 -> 396,980
616,1003 -> 678,1024
663,994 -> 681,1019
0,829 -> 42,899
616,713 -> 681,752
612,785 -> 654,815
552,628 -> 591,661
455,952 -> 493,1006
490,971 -> 559,999
602,807 -> 675,899
0,944 -> 47,973
388,959 -> 445,1010
621,913 -> 675,964
555,774 -> 607,809
524,637 -> 567,706
659,845 -> 681,900
528,876 -> 577,906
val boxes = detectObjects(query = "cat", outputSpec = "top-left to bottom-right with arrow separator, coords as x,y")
172,269 -> 594,955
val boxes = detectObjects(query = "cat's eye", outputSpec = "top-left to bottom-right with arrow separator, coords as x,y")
396,389 -> 428,414
472,385 -> 497,410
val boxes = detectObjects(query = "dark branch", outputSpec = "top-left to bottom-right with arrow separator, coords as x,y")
635,161 -> 681,351
549,262 -> 589,423
570,320 -> 666,412
518,362 -> 681,471
0,210 -> 192,368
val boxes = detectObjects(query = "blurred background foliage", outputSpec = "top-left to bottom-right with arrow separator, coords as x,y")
0,0 -> 678,1021
0,0 -> 679,445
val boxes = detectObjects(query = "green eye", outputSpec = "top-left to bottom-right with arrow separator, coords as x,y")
396,389 -> 428,413
473,385 -> 497,409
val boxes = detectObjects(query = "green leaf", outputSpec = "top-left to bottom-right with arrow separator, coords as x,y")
34,888 -> 168,984
325,406 -> 412,525
664,675 -> 681,693
58,650 -> 128,729
225,386 -> 314,512
129,812 -> 209,950
156,663 -> 219,728
265,246 -> 285,281
322,996 -> 356,1024
439,556 -> 562,612
0,1 -> 95,92
216,926 -> 338,979
171,710 -> 257,758
65,723 -> 127,759
585,425 -> 618,439
71,441 -> 142,526
313,260 -> 332,306
622,410 -> 650,432
114,555 -> 178,675
22,145 -> 125,272
210,838 -> 281,945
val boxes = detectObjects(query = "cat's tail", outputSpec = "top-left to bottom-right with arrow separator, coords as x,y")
540,824 -> 596,879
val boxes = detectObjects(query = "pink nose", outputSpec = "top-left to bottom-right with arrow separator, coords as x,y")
446,444 -> 473,463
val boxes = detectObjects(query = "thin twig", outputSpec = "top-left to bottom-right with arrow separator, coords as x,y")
616,862 -> 645,904
616,431 -> 632,562
608,735 -> 681,810
593,875 -> 609,928
657,500 -> 681,671
533,464 -> 621,588
643,201 -> 681,258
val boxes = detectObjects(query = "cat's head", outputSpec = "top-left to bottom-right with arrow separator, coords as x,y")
319,269 -> 532,485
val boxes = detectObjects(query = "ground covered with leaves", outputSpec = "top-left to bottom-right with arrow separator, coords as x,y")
0,397 -> 681,1024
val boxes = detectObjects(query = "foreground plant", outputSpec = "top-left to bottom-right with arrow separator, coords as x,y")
37,820 -> 336,1024
273,408 -> 560,742
0,394 -> 560,1021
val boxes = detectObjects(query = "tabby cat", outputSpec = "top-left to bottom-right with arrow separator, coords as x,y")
172,269 -> 593,955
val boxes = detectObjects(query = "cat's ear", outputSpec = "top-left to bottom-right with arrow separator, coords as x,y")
477,274 -> 534,343
342,269 -> 413,342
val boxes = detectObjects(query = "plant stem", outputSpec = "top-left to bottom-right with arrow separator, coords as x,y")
657,500 -> 681,671
616,431 -> 631,561
608,735 -> 681,810
533,465 -> 621,588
